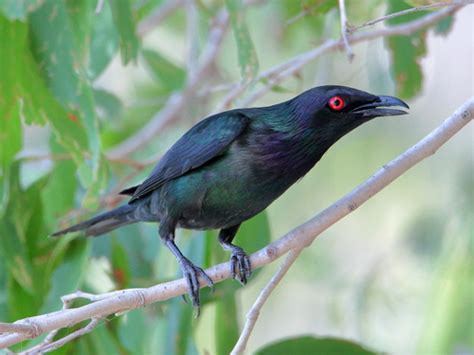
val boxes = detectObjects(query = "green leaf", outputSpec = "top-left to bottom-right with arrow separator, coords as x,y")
111,239 -> 131,288
87,322 -> 123,354
94,89 -> 123,119
41,239 -> 91,313
225,0 -> 259,81
108,0 -> 140,64
29,0 -> 102,188
386,0 -> 429,99
88,3 -> 119,79
41,141 -> 77,229
142,49 -> 187,90
215,294 -> 239,355
118,309 -> 147,354
0,15 -> 88,169
255,336 -> 378,355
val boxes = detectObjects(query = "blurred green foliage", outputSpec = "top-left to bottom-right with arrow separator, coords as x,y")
0,0 -> 471,353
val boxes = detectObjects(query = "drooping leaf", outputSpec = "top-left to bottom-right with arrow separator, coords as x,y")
142,49 -> 187,90
29,0 -> 102,190
255,336 -> 378,355
225,0 -> 259,81
108,0 -> 140,64
385,0 -> 442,99
87,3 -> 120,79
0,15 -> 88,169
111,239 -> 131,288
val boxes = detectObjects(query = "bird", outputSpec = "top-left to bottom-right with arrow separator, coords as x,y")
52,85 -> 409,313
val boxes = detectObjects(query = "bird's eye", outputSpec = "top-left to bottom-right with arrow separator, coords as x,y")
328,96 -> 345,111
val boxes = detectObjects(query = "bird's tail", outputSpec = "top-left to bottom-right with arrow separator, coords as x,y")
52,204 -> 137,237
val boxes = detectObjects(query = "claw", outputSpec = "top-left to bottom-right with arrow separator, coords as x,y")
229,247 -> 252,285
178,258 -> 214,316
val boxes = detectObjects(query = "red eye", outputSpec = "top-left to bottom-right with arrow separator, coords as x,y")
328,96 -> 345,111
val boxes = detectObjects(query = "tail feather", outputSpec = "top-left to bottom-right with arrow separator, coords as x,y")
52,204 -> 136,237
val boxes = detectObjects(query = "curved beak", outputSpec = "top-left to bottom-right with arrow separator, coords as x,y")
351,95 -> 409,117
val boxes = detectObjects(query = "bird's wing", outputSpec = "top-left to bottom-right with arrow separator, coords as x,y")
126,111 -> 249,202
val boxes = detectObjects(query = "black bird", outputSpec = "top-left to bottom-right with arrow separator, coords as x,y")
53,85 -> 409,312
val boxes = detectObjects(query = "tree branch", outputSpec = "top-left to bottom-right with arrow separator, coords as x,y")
106,9 -> 230,160
338,0 -> 354,61
136,0 -> 186,37
239,5 -> 460,107
1,98 -> 472,351
350,0 -> 471,31
231,249 -> 303,355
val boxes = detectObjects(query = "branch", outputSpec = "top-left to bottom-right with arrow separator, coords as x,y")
229,97 -> 474,353
231,249 -> 303,354
350,0 -> 471,31
106,3 -> 460,160
106,10 -> 230,160
239,5 -> 460,107
136,0 -> 186,37
338,0 -> 354,61
1,98 -> 472,350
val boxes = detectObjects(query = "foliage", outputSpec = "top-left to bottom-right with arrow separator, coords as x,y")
0,0 -> 470,353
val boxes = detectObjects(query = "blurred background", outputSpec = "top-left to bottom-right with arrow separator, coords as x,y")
0,0 -> 472,354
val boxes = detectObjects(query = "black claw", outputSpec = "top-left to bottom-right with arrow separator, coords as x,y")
229,247 -> 252,285
178,258 -> 214,316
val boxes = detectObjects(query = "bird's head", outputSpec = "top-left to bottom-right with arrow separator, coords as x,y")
291,85 -> 409,143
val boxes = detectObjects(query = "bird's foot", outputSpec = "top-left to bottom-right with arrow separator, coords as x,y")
229,246 -> 252,285
178,258 -> 214,316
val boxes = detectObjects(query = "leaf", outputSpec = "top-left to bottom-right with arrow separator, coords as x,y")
142,49 -> 187,90
118,309 -> 147,354
111,239 -> 131,288
87,3 -> 119,79
108,0 -> 140,64
385,0 -> 438,99
0,15 -> 88,169
41,141 -> 77,229
41,239 -> 91,313
255,336 -> 378,355
94,89 -> 123,119
215,294 -> 239,355
29,0 -> 102,189
225,0 -> 259,81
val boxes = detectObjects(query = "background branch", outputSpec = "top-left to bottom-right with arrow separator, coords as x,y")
338,0 -> 354,60
1,98 -> 472,351
106,4 -> 459,160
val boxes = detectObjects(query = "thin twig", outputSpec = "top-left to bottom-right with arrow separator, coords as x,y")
186,0 -> 200,77
239,6 -> 460,107
137,0 -> 186,37
1,98 -> 472,350
350,0 -> 472,32
231,248 -> 303,354
95,0 -> 105,14
107,10 -> 230,160
25,318 -> 101,354
338,0 -> 354,60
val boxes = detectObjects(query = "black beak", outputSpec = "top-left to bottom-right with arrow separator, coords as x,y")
351,95 -> 409,117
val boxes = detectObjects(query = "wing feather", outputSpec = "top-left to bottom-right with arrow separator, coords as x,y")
128,111 -> 249,202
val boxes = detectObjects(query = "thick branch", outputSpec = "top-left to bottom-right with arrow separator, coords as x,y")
1,98 -> 472,350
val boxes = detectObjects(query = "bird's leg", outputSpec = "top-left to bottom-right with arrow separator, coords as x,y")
218,224 -> 252,285
159,220 -> 213,315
